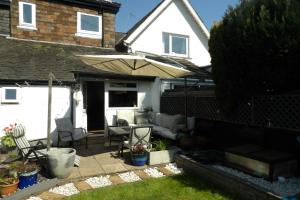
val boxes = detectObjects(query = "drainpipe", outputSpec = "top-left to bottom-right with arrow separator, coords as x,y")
98,0 -> 104,47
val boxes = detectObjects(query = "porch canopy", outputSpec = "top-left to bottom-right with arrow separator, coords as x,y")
77,54 -> 192,78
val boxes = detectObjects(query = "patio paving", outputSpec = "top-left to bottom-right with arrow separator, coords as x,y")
65,134 -> 150,181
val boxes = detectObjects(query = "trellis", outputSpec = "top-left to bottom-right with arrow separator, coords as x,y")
161,92 -> 300,131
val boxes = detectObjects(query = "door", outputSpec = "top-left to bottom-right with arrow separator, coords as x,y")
86,81 -> 105,132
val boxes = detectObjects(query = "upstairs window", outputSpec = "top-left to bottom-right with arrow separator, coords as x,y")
163,33 -> 189,57
19,2 -> 36,30
1,87 -> 20,104
76,12 -> 102,39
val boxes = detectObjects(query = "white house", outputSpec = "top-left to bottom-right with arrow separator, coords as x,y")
117,0 -> 211,68
0,0 -> 211,143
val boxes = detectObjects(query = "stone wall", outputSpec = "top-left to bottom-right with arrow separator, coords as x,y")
10,0 -> 116,47
0,6 -> 10,35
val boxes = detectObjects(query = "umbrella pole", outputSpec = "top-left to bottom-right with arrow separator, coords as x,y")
184,77 -> 188,129
47,72 -> 54,151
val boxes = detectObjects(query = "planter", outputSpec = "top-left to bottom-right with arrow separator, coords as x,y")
18,169 -> 39,189
147,147 -> 180,165
131,153 -> 147,166
0,180 -> 19,197
47,148 -> 76,179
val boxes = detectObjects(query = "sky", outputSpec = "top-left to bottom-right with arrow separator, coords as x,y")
114,0 -> 240,33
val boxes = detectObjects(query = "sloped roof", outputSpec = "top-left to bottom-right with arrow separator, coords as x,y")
117,0 -> 209,47
0,37 -> 129,83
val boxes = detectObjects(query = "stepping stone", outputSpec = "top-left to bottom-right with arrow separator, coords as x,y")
38,191 -> 65,200
74,181 -> 92,191
135,170 -> 152,180
158,167 -> 175,176
109,175 -> 125,185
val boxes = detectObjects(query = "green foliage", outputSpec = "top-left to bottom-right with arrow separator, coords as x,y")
68,175 -> 234,200
1,124 -> 16,148
209,0 -> 300,116
152,139 -> 170,151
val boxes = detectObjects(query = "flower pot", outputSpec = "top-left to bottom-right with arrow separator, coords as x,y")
18,169 -> 39,189
131,153 -> 147,166
47,148 -> 76,179
0,180 -> 19,197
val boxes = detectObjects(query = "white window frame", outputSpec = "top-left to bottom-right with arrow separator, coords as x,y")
76,12 -> 102,39
18,2 -> 37,30
163,32 -> 189,57
1,87 -> 20,104
108,82 -> 138,108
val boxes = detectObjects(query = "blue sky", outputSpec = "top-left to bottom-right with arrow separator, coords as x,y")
114,0 -> 240,33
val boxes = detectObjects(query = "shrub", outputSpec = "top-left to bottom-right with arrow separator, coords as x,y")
209,0 -> 300,116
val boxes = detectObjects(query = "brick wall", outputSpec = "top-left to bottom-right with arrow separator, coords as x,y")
10,0 -> 116,47
0,6 -> 10,35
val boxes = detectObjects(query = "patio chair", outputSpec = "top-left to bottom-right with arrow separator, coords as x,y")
12,124 -> 47,164
119,125 -> 152,157
55,117 -> 89,149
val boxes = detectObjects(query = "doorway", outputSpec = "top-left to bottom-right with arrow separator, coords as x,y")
86,81 -> 105,132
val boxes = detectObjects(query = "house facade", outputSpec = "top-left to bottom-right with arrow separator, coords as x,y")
0,0 -> 210,142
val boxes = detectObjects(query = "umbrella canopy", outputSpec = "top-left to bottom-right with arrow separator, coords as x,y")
78,54 -> 192,78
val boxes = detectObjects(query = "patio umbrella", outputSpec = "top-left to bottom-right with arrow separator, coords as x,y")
78,54 -> 192,79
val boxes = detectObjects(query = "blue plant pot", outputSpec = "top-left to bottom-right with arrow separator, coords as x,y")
131,153 -> 147,166
18,170 -> 38,189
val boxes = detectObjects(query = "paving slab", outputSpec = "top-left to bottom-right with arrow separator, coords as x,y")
101,163 -> 127,174
109,175 -> 125,185
135,170 -> 152,180
38,191 -> 65,200
67,168 -> 81,180
158,167 -> 175,176
79,167 -> 105,177
74,181 -> 92,192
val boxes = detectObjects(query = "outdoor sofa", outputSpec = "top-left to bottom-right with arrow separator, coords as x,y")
116,110 -> 194,140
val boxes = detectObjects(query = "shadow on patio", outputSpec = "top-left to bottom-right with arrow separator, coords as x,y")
65,134 -> 149,181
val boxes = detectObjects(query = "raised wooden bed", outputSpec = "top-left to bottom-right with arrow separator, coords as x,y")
176,154 -> 283,200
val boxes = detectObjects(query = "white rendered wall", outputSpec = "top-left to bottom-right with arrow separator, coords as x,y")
0,86 -> 71,141
128,0 -> 211,67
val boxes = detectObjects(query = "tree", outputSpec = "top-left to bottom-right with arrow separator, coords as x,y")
209,0 -> 300,117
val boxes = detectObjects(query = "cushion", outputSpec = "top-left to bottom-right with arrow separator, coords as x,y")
117,110 -> 135,125
117,119 -> 129,127
155,113 -> 163,126
135,111 -> 149,124
152,125 -> 177,140
161,114 -> 184,129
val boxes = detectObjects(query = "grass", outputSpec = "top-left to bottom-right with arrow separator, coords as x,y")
68,174 -> 235,200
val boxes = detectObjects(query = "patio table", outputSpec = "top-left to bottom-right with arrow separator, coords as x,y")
108,126 -> 131,146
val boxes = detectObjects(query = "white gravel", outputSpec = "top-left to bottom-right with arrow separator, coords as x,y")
118,171 -> 141,182
212,165 -> 300,197
165,163 -> 183,174
26,197 -> 43,200
49,183 -> 79,196
85,176 -> 112,188
144,167 -> 165,178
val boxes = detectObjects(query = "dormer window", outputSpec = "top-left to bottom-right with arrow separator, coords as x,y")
18,2 -> 36,30
163,33 -> 189,57
76,12 -> 102,39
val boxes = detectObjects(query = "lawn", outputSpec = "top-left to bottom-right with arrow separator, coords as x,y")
68,174 -> 235,200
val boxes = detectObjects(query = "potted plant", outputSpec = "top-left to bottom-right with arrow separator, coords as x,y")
1,124 -> 17,153
0,164 -> 19,197
148,139 -> 180,165
131,144 -> 148,166
15,161 -> 39,189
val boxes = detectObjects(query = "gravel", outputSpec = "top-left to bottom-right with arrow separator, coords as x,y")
144,167 -> 165,178
212,165 -> 300,197
118,171 -> 141,182
85,176 -> 112,188
49,183 -> 79,196
165,163 -> 183,174
26,197 -> 43,200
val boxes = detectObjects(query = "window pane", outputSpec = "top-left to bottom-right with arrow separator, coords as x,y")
81,14 -> 99,32
110,83 -> 137,88
163,33 -> 169,53
109,91 -> 137,107
5,89 -> 17,100
23,4 -> 32,24
172,36 -> 186,55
